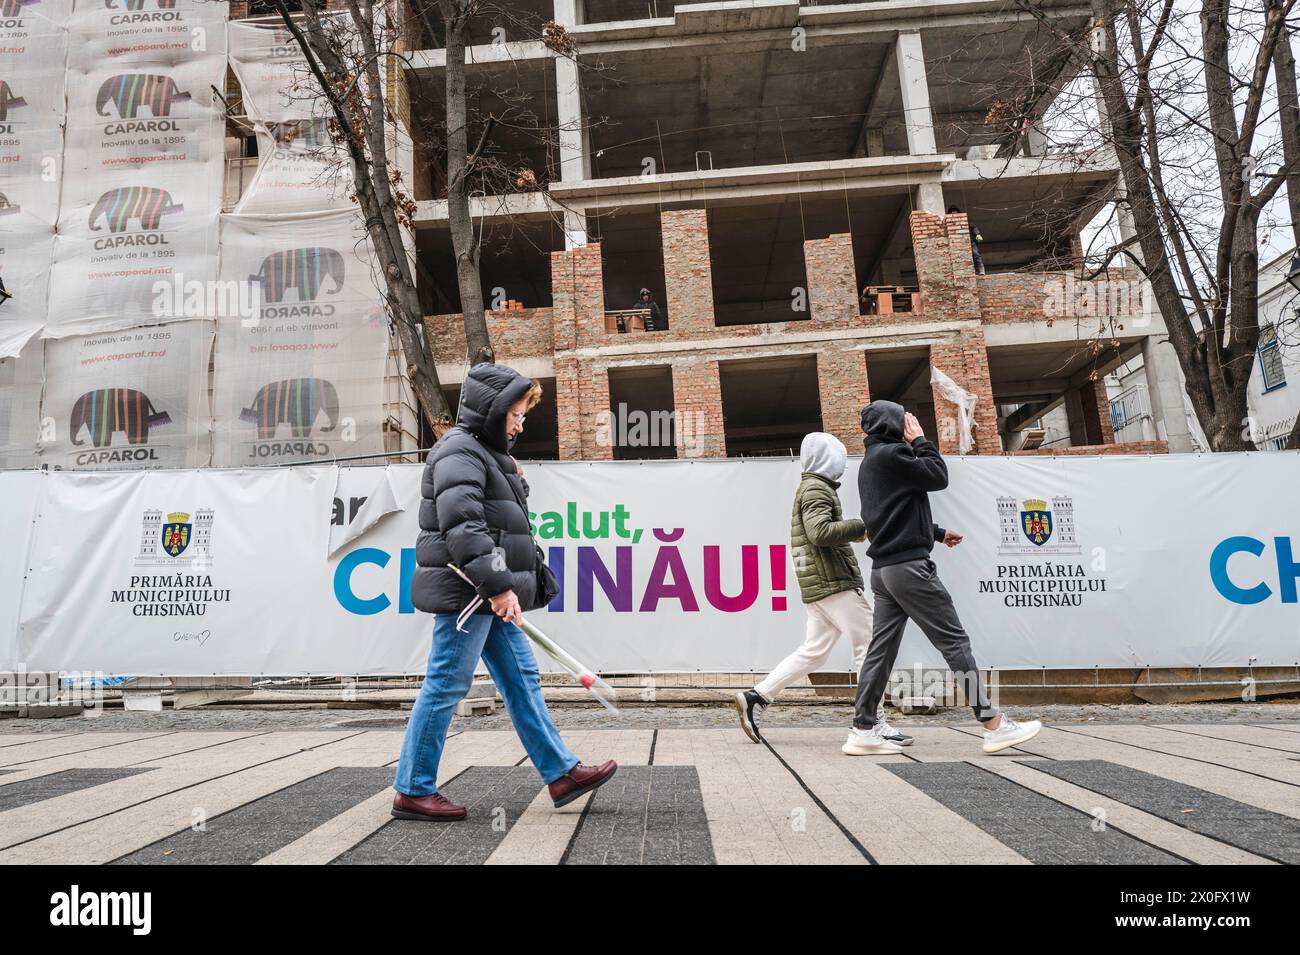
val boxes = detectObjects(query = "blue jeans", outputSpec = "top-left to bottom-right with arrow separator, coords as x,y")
393,612 -> 579,796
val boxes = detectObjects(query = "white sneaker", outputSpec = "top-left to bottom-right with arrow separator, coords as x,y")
842,726 -> 905,756
875,706 -> 914,747
982,715 -> 1042,754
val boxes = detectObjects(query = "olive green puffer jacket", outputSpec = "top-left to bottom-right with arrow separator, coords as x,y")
791,472 -> 866,603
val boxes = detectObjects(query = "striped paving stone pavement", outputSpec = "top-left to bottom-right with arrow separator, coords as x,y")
0,725 -> 1293,865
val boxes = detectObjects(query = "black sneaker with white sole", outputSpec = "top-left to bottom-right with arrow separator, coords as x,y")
734,689 -> 768,743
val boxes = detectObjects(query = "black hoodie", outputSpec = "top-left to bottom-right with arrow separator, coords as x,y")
856,400 -> 949,568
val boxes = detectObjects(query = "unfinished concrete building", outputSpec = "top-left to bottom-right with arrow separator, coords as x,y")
411,0 -> 1195,460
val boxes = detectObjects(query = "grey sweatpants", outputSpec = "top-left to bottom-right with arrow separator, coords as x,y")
852,556 -> 998,728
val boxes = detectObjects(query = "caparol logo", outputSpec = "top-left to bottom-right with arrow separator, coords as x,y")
0,80 -> 27,124
89,186 -> 183,248
239,377 -> 339,440
248,247 -> 345,303
0,0 -> 39,26
97,73 -> 191,122
69,386 -> 172,465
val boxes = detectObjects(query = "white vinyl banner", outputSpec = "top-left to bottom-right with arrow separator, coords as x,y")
8,453 -> 1300,676
38,319 -> 212,469
211,210 -> 389,466
44,0 -> 226,338
0,469 -> 40,669
18,465 -> 333,673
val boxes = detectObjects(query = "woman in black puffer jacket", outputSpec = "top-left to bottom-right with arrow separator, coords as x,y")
392,363 -> 616,821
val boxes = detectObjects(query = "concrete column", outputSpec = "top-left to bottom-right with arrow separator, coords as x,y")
1142,336 -> 1195,452
553,0 -> 587,248
897,31 -> 937,156
817,349 -> 871,452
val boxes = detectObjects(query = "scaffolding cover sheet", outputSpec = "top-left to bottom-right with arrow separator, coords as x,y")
0,4 -> 69,354
211,210 -> 388,467
227,19 -> 353,213
38,318 -> 212,470
44,0 -> 227,339
0,341 -> 43,467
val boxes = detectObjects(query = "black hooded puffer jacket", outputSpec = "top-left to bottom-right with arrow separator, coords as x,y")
410,363 -> 540,615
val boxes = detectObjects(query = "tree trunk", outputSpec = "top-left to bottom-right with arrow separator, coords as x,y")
439,0 -> 494,365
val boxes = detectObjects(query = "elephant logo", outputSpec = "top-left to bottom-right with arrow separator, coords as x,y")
104,0 -> 177,8
96,74 -> 191,119
0,0 -> 40,16
266,119 -> 330,149
239,378 -> 339,439
0,192 -> 18,216
0,81 -> 27,123
248,247 -> 344,303
70,388 -> 172,447
89,186 -> 183,232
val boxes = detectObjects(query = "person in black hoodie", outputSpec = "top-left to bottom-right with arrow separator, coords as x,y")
392,363 -> 617,820
845,399 -> 1042,756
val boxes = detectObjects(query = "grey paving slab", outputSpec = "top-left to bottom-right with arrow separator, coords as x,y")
1063,724 -> 1300,785
110,767 -> 396,865
0,733 -> 165,767
1023,759 -> 1300,865
0,768 -> 152,812
884,761 -> 1187,865
562,766 -> 715,866
332,766 -> 541,865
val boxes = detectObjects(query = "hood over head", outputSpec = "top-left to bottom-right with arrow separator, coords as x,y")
457,362 -> 533,453
800,431 -> 848,480
861,400 -> 906,444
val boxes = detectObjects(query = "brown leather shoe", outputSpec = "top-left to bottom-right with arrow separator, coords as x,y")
391,790 -> 467,821
548,760 -> 618,808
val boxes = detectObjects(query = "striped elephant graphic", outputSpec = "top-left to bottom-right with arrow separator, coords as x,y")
0,0 -> 40,16
96,74 -> 191,119
248,247 -> 345,303
89,186 -> 184,232
266,119 -> 330,149
0,192 -> 17,216
104,0 -> 177,8
0,81 -> 27,122
70,388 -> 172,447
239,378 -> 339,439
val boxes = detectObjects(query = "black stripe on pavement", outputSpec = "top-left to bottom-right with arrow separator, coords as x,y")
333,766 -> 539,865
884,761 -> 1188,865
0,768 -> 151,812
111,767 -> 396,865
562,765 -> 715,865
1021,759 -> 1300,865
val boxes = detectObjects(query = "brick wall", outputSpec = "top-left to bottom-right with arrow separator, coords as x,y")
817,349 -> 870,452
979,268 -> 1148,326
804,233 -> 863,328
1065,377 -> 1116,446
929,327 -> 1000,455
1009,440 -> 1167,456
551,244 -> 605,351
554,356 -> 613,461
911,211 -> 980,323
424,308 -> 555,364
671,359 -> 726,458
662,209 -> 716,334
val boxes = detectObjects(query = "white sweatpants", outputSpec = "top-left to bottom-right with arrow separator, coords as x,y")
755,587 -> 876,700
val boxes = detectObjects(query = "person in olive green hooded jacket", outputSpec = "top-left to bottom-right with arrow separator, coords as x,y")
734,432 -> 912,747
